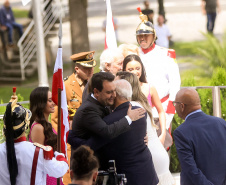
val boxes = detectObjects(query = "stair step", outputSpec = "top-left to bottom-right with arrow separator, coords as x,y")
0,77 -> 24,82
0,3 -> 67,82
1,69 -> 22,77
9,56 -> 21,63
1,67 -> 36,77
26,67 -> 37,77
1,58 -> 37,69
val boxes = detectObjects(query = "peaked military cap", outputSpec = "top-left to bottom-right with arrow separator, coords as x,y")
70,51 -> 96,68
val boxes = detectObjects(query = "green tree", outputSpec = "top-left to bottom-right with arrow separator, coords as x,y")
197,32 -> 226,71
69,0 -> 89,71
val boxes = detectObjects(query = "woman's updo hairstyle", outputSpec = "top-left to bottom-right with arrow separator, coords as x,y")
71,145 -> 99,180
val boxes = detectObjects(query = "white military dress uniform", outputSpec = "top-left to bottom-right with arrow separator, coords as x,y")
0,139 -> 69,185
139,44 -> 181,129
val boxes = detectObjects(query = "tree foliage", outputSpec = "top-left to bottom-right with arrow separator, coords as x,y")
196,32 -> 226,71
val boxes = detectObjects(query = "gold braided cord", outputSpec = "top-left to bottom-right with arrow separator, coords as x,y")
13,121 -> 26,130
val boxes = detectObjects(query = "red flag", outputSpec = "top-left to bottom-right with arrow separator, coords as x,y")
52,48 -> 69,156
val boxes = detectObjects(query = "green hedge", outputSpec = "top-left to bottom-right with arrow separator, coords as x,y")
170,67 -> 226,172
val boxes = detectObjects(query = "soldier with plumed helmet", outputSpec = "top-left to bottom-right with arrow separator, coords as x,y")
0,97 -> 68,185
136,7 -> 181,150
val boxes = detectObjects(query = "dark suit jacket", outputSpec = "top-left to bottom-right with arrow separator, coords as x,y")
173,111 -> 226,185
99,102 -> 158,185
72,94 -> 130,140
0,6 -> 15,25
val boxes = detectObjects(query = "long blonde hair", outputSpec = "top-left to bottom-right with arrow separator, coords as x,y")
116,71 -> 156,127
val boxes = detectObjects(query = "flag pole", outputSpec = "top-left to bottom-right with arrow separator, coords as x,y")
57,11 -> 62,185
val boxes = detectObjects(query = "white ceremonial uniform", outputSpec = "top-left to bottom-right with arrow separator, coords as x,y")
0,141 -> 69,185
139,44 -> 181,129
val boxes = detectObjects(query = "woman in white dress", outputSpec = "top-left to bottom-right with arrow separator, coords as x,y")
116,70 -> 175,185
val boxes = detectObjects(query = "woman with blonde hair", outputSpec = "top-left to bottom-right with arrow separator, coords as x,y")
116,71 -> 175,185
118,43 -> 140,58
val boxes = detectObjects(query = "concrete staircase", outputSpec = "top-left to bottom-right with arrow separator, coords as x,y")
0,0 -> 65,82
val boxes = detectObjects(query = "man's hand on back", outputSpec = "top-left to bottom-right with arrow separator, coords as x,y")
127,104 -> 146,121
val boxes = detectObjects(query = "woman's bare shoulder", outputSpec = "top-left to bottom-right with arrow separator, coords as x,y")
32,123 -> 44,132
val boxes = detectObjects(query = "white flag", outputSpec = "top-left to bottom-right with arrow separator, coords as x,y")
105,0 -> 117,49
21,0 -> 31,6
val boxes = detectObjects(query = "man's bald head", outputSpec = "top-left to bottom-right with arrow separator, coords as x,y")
174,88 -> 201,120
176,88 -> 200,105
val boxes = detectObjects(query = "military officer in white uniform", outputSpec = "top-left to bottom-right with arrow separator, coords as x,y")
136,9 -> 181,149
0,98 -> 68,185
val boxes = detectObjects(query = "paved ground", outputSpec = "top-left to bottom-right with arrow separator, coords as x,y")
173,173 -> 180,185
48,0 -> 226,62
5,0 -> 226,62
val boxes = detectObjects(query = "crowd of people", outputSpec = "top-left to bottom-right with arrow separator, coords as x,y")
1,1 -> 226,185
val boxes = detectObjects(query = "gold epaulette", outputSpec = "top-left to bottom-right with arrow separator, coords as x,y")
33,142 -> 53,151
33,143 -> 54,160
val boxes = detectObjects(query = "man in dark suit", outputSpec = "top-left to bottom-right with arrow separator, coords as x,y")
173,88 -> 226,185
69,79 -> 158,185
99,79 -> 158,185
71,72 -> 146,140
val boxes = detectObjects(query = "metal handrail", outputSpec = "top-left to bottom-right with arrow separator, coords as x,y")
17,0 -> 65,80
182,86 -> 226,118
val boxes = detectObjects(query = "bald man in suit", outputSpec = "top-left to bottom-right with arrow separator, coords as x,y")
173,88 -> 226,185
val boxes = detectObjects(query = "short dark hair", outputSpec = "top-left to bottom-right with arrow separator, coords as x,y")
91,72 -> 115,93
122,54 -> 147,83
71,145 -> 99,180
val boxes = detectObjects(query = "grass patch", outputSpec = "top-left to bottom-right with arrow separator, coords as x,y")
0,87 -> 34,105
13,9 -> 29,18
177,56 -> 196,63
172,40 -> 208,56
181,69 -> 211,86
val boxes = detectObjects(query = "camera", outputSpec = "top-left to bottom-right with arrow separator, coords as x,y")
96,160 -> 127,185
